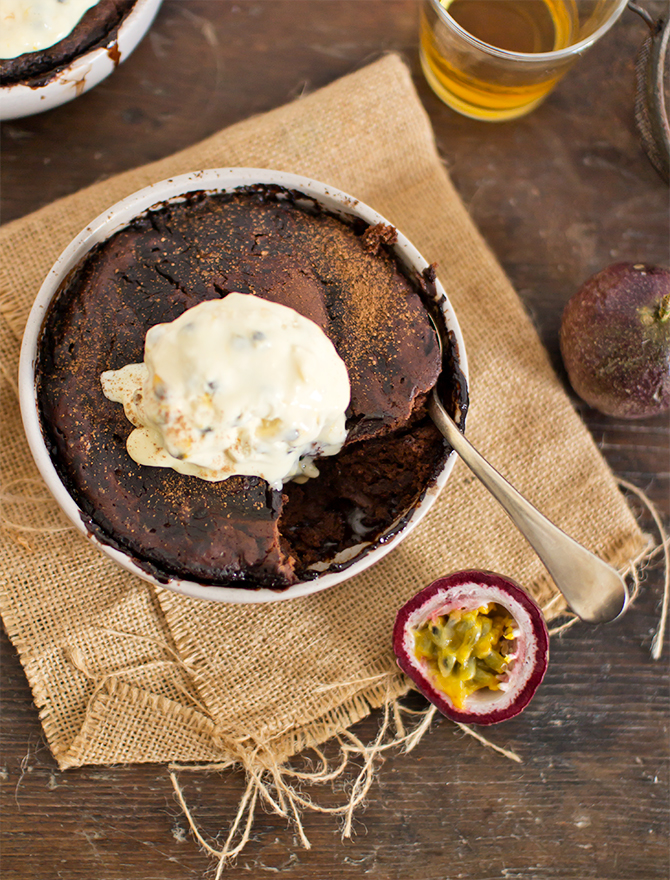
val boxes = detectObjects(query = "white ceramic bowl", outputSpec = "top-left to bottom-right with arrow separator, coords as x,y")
19,168 -> 469,603
0,0 -> 163,121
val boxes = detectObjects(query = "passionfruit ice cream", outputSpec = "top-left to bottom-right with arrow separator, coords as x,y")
101,293 -> 351,490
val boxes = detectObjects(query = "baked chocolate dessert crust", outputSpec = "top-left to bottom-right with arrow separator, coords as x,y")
36,187 -> 449,588
0,0 -> 137,87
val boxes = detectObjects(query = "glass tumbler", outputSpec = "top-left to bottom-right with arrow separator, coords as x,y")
420,0 -> 629,121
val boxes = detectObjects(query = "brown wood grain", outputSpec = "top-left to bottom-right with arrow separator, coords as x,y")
1,2 -> 668,878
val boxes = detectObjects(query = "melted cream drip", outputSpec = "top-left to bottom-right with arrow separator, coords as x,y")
101,293 -> 351,490
0,0 -> 100,59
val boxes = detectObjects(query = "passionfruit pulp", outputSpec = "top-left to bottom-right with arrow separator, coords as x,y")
393,571 -> 549,725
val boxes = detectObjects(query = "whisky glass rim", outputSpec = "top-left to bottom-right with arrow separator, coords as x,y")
426,0 -> 629,62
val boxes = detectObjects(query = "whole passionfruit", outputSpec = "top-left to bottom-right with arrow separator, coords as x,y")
559,262 -> 670,419
393,571 -> 549,725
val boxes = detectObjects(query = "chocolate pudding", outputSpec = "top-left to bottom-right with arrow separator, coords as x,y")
0,0 -> 136,87
36,186 -> 461,589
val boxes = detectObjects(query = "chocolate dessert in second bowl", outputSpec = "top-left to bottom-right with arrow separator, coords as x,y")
29,173 -> 468,596
0,0 -> 138,87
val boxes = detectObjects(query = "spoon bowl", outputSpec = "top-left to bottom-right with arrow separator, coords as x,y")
429,391 -> 629,624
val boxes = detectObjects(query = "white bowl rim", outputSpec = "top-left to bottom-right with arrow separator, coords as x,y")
0,0 -> 163,121
19,167 -> 469,604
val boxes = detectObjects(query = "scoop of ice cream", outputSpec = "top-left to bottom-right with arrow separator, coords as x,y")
100,293 -> 350,489
0,0 -> 99,58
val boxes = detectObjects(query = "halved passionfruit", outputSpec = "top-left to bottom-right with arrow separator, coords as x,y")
393,571 -> 549,725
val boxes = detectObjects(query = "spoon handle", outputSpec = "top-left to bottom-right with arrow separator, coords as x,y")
429,395 -> 628,624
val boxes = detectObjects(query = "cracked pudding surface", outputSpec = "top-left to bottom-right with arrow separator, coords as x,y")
36,186 -> 453,589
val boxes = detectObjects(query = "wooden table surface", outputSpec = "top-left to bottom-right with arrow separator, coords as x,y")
1,2 -> 668,878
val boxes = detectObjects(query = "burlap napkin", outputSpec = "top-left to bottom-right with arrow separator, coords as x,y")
0,54 -> 647,775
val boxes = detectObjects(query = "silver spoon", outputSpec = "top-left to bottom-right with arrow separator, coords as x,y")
429,392 -> 629,624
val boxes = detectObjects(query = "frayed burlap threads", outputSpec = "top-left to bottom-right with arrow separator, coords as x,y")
0,477 -> 74,536
541,479 -> 667,655
617,478 -> 670,660
166,694 -> 524,878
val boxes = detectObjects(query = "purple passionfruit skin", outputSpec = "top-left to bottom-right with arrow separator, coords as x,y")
559,262 -> 670,419
392,571 -> 549,726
